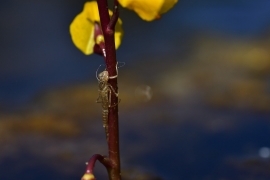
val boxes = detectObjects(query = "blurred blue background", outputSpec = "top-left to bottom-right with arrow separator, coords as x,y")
0,0 -> 270,179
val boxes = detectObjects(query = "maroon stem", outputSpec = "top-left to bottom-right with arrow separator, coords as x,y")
84,154 -> 112,174
96,0 -> 121,180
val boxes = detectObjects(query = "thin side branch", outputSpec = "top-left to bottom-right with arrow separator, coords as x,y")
94,22 -> 106,57
84,154 -> 112,174
93,44 -> 103,56
107,1 -> 119,34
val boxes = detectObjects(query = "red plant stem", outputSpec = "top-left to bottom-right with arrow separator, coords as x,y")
84,154 -> 112,174
96,0 -> 121,180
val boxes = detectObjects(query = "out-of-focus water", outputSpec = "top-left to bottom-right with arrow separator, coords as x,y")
1,98 -> 270,179
1,0 -> 270,179
126,104 -> 270,179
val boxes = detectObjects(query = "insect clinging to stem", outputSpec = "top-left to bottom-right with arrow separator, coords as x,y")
96,68 -> 119,140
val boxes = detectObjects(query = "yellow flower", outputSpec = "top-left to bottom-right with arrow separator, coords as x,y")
118,0 -> 178,21
70,1 -> 123,55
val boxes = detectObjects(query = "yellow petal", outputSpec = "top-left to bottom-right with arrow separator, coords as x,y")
114,18 -> 123,50
70,1 -> 123,55
83,1 -> 101,22
70,11 -> 95,55
118,0 -> 178,21
160,0 -> 178,14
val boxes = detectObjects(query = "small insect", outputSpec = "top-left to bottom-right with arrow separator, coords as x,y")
96,70 -> 118,140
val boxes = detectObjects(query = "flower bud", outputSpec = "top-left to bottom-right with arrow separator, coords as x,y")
81,173 -> 95,180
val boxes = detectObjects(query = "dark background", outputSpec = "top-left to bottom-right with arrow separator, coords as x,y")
1,0 -> 270,179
